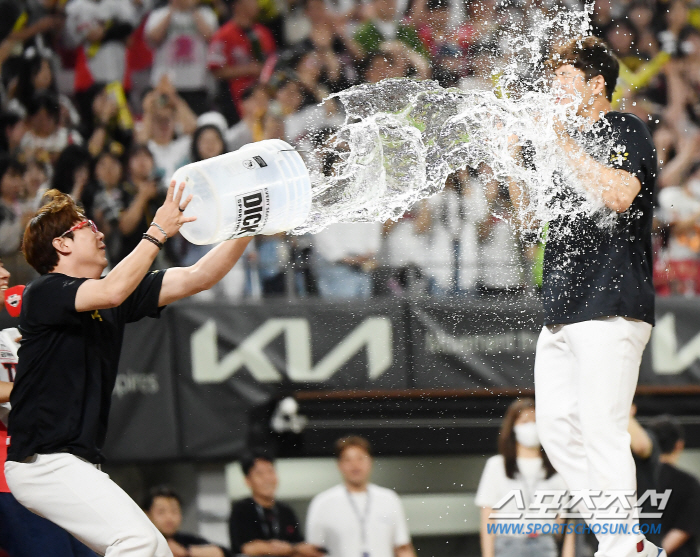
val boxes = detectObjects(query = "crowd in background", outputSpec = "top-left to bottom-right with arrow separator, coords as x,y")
1,0 -> 700,298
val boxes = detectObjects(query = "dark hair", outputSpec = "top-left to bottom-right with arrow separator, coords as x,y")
547,36 -> 620,101
335,435 -> 372,459
0,155 -> 26,184
23,189 -> 86,274
15,51 -> 56,109
648,415 -> 684,455
191,124 -> 226,163
240,448 -> 275,476
51,145 -> 93,194
0,111 -> 22,152
129,143 -> 154,161
498,398 -> 556,480
26,92 -> 61,121
142,485 -> 182,512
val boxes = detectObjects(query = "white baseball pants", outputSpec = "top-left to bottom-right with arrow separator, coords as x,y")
534,316 -> 652,557
5,453 -> 172,557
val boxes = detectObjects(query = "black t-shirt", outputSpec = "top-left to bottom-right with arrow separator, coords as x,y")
7,271 -> 165,464
543,112 -> 657,326
228,498 -> 303,554
172,532 -> 232,557
657,463 -> 700,557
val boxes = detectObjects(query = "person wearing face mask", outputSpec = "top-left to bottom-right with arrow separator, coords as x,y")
475,398 -> 571,557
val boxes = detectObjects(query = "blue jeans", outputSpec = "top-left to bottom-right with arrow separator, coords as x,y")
315,259 -> 372,299
494,535 -> 557,557
0,492 -> 97,557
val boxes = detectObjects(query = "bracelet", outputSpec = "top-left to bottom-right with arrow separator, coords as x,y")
142,233 -> 164,250
149,221 -> 168,242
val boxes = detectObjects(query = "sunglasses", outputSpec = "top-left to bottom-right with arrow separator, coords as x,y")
60,220 -> 99,238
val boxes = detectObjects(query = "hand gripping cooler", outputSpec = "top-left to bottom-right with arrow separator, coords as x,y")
175,139 -> 312,245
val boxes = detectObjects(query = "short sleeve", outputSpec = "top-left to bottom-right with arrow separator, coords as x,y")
609,116 -> 656,188
117,270 -> 166,324
304,496 -> 326,547
144,7 -> 169,39
390,492 -> 411,547
475,456 -> 505,508
198,7 -> 218,30
21,274 -> 88,328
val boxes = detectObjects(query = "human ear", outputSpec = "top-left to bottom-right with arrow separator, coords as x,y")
52,236 -> 71,256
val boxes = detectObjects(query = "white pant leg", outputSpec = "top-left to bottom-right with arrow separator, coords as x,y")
563,317 -> 652,557
5,454 -> 172,557
534,324 -> 590,493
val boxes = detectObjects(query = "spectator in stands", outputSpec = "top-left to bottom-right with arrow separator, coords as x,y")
0,156 -> 29,259
20,93 -> 83,163
103,144 -> 164,266
23,157 -> 50,209
0,111 -> 26,156
229,449 -> 324,557
144,486 -> 231,557
64,0 -> 139,121
306,435 -> 416,557
207,0 -> 276,122
226,83 -> 268,150
312,222 -> 382,299
50,144 -> 96,218
475,398 -> 570,557
85,83 -> 134,160
145,0 -> 219,115
354,0 -> 426,58
136,75 -> 198,182
93,145 -> 127,263
648,415 -> 700,557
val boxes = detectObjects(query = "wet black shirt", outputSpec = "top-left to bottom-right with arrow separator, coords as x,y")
229,498 -> 303,555
7,271 -> 165,464
543,112 -> 657,325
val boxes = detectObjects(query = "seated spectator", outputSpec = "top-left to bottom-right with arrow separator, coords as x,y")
0,111 -> 26,156
229,450 -> 323,557
144,486 -> 231,557
20,93 -> 83,163
354,0 -> 427,58
50,144 -> 96,217
115,144 -> 171,267
136,75 -> 198,182
92,145 -> 127,263
306,436 -> 416,557
648,415 -> 700,557
226,84 -> 269,151
207,0 -> 276,123
64,0 -> 139,121
23,157 -> 50,209
312,222 -> 382,299
7,48 -> 80,128
145,0 -> 219,115
0,156 -> 29,259
85,83 -> 134,159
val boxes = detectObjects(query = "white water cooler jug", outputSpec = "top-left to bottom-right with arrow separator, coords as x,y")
175,139 -> 312,245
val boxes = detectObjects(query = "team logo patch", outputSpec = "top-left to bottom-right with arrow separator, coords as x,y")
610,144 -> 629,165
5,293 -> 20,309
242,159 -> 255,170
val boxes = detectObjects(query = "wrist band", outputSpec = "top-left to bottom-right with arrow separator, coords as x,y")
142,233 -> 163,250
149,221 -> 168,242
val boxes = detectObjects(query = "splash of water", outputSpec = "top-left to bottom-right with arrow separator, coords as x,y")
292,3 -> 620,237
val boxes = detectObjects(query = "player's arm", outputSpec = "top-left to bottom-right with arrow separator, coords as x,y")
75,182 -> 194,312
506,137 -> 541,231
557,132 -> 641,213
0,381 -> 12,403
158,236 -> 253,306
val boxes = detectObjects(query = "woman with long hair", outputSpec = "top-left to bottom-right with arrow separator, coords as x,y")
475,398 -> 572,557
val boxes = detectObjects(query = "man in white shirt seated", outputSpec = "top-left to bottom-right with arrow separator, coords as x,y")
305,435 -> 416,557
311,222 -> 381,299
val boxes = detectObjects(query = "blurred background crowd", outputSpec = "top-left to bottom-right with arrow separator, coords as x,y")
0,0 -> 700,298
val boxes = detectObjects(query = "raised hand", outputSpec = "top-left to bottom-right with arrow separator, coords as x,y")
152,180 -> 196,238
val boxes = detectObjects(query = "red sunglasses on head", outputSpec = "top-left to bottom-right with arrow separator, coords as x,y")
60,220 -> 99,238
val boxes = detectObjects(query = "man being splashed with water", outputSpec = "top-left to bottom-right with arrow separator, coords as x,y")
508,36 -> 662,557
